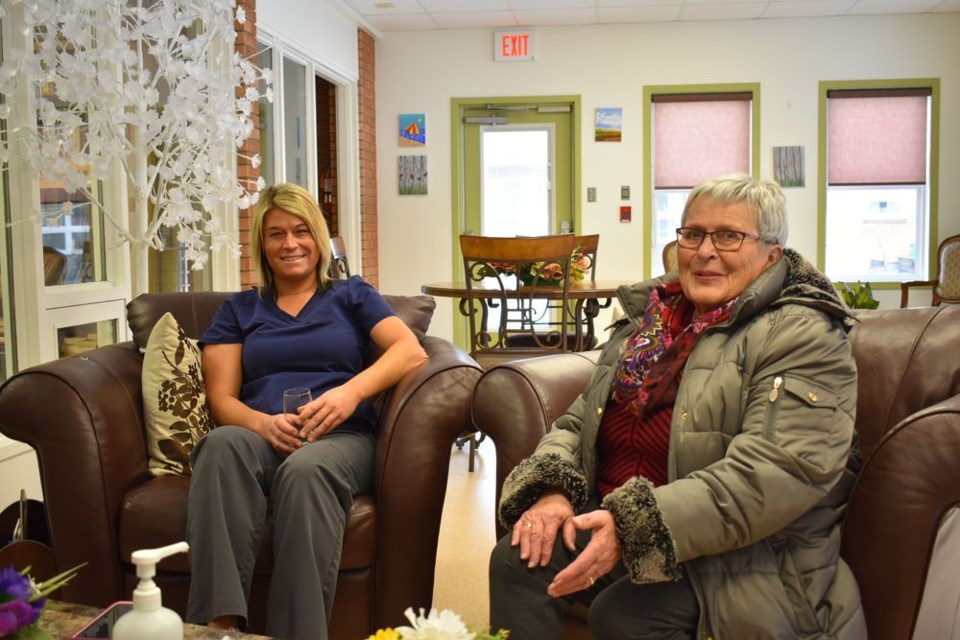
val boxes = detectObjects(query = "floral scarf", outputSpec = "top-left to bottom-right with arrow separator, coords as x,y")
612,281 -> 735,417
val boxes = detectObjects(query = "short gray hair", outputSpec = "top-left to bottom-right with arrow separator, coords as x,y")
681,173 -> 788,246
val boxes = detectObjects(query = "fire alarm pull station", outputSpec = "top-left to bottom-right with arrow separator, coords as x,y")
620,206 -> 632,223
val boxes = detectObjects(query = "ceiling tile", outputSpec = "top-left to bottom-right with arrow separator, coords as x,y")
847,0 -> 943,11
599,5 -> 685,22
514,8 -> 600,24
419,0 -> 511,11
431,11 -> 520,28
680,2 -> 769,19
363,13 -> 439,30
763,0 -> 858,17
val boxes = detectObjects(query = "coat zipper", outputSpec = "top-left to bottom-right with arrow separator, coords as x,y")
765,375 -> 783,441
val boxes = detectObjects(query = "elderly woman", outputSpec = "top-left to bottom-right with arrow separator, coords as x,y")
489,174 -> 865,639
186,183 -> 427,639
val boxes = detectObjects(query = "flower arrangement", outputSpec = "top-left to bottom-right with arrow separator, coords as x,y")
366,607 -> 509,640
0,563 -> 84,639
487,245 -> 590,286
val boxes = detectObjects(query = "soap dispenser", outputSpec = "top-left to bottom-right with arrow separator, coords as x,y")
112,541 -> 189,640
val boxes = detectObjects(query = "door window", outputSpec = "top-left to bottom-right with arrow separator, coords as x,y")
481,127 -> 553,237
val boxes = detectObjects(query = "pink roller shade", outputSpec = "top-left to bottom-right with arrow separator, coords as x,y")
654,100 -> 750,189
828,95 -> 928,185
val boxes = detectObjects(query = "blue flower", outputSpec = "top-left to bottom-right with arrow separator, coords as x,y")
0,563 -> 83,638
0,566 -> 33,602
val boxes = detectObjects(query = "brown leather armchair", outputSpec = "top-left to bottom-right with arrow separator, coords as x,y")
0,291 -> 483,639
473,304 -> 960,640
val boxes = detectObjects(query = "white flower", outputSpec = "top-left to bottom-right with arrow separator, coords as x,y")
395,607 -> 476,640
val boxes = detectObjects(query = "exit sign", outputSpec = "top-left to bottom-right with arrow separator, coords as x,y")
494,30 -> 535,62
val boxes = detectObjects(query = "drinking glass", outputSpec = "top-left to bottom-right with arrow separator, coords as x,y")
282,387 -> 312,417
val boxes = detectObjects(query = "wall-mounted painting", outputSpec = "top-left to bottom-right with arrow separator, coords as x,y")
773,146 -> 804,187
399,155 -> 428,195
595,108 -> 622,142
399,113 -> 426,147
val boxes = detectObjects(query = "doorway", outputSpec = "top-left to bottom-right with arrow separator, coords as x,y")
450,95 -> 581,346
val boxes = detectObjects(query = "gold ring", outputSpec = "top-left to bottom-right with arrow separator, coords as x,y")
588,576 -> 595,587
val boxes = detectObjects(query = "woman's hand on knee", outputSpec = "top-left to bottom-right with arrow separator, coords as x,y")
548,509 -> 621,597
513,492 -> 574,569
258,414 -> 302,454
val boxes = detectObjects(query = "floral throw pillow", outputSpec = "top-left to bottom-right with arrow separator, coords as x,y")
141,312 -> 215,476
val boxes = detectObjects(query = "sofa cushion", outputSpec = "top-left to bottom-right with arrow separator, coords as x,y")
142,312 -> 215,476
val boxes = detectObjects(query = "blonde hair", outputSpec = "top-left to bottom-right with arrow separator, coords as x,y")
251,183 -> 333,297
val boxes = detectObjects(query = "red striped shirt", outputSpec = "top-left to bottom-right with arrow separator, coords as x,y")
596,399 -> 672,494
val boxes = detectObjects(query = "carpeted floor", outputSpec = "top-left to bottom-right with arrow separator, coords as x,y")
432,439 -> 498,630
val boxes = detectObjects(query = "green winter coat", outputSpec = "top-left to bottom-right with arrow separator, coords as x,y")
499,249 -> 867,640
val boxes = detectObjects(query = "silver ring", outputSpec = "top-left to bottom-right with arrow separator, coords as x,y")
523,520 -> 533,529
588,576 -> 595,587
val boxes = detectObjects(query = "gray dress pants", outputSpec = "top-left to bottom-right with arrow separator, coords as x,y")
489,501 -> 699,639
186,426 -> 375,640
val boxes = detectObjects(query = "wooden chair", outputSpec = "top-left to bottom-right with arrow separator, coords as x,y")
503,234 -> 600,352
900,233 -> 960,307
457,234 -> 578,471
460,234 -> 579,370
330,236 -> 351,279
662,239 -> 679,274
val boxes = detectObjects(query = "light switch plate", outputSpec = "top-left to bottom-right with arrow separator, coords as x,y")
587,187 -> 596,202
621,185 -> 630,200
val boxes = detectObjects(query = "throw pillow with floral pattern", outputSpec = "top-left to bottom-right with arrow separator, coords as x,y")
142,312 -> 215,476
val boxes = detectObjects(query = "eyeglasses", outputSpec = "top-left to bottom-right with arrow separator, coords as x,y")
675,227 -> 768,252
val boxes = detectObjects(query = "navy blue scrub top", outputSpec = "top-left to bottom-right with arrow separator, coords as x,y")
200,276 -> 396,434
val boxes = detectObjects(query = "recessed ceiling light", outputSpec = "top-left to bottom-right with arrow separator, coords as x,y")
374,2 -> 395,9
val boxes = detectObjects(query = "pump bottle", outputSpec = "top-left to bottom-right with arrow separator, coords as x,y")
111,541 -> 189,640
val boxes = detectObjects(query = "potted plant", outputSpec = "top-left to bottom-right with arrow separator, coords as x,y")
837,281 -> 880,310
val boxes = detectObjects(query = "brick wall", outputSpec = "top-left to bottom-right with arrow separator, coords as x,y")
237,0 -> 260,290
357,28 -> 379,288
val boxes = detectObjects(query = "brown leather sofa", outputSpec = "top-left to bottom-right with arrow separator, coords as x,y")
473,304 -> 960,640
0,291 -> 483,639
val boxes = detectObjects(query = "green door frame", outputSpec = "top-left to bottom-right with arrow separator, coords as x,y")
449,95 -> 582,349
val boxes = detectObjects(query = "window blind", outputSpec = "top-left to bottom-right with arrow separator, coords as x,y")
653,94 -> 751,189
827,88 -> 930,185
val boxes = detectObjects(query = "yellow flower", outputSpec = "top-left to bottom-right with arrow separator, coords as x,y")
366,629 -> 401,640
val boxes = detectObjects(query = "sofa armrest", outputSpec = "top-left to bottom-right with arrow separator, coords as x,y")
0,342 -> 147,607
471,351 -> 599,539
372,335 -> 482,628
841,394 -> 960,640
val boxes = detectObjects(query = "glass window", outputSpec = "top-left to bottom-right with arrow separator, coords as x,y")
823,85 -> 935,283
282,56 -> 309,189
649,90 -> 755,269
481,128 -> 551,237
0,179 -> 12,382
37,79 -> 107,287
257,43 -> 276,187
57,319 -> 117,359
